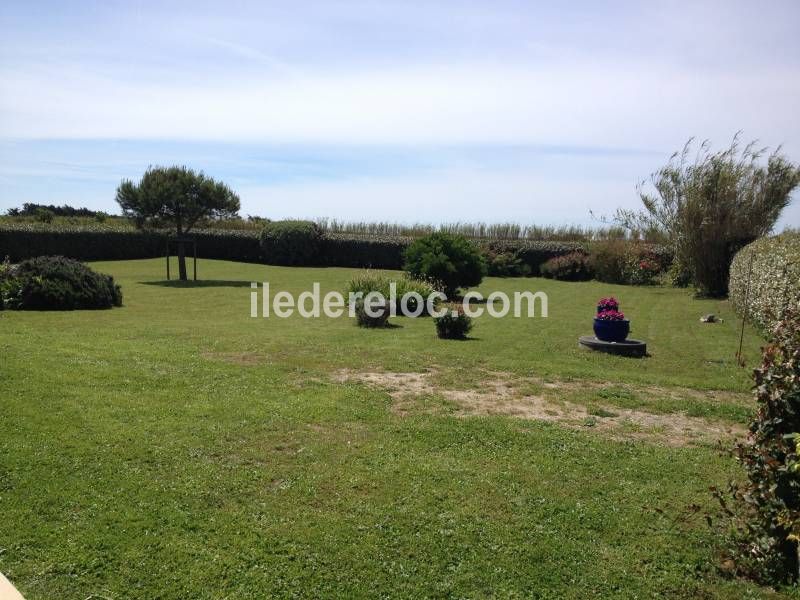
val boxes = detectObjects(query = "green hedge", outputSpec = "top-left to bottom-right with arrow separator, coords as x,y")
729,233 -> 800,332
0,223 -> 263,263
1,223 -> 660,275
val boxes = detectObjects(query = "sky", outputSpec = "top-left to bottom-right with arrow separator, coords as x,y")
1,0 -> 799,228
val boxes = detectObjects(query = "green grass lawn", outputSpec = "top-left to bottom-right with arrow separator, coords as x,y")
0,258 -> 793,598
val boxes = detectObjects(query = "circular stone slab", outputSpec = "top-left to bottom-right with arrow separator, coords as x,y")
578,335 -> 647,358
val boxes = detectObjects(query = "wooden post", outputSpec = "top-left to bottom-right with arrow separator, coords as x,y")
193,241 -> 197,281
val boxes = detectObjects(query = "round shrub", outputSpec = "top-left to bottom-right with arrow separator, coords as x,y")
729,233 -> 800,333
354,298 -> 391,328
1,256 -> 122,310
403,233 -> 486,298
540,251 -> 592,281
259,220 -> 322,266
434,305 -> 473,339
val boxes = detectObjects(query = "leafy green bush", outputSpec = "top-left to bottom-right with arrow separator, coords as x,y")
259,220 -> 322,266
434,305 -> 473,339
404,233 -> 486,298
713,307 -> 800,583
589,239 -> 628,284
540,251 -> 593,281
1,256 -> 122,310
729,233 -> 800,333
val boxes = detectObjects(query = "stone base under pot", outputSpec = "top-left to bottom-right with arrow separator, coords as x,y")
578,335 -> 647,358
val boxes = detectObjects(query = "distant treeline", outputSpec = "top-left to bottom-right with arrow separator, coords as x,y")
7,203 -> 107,218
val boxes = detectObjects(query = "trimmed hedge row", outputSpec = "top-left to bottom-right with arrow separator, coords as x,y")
0,224 -> 263,263
729,233 -> 800,333
0,223 -> 666,276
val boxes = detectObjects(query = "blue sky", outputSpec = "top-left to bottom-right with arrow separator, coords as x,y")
1,1 -> 799,227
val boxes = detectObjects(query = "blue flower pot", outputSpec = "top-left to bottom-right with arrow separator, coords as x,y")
593,318 -> 630,342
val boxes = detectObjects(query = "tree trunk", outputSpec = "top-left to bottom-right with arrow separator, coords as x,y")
177,241 -> 188,281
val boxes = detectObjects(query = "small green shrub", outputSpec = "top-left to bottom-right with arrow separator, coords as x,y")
434,305 -> 473,339
713,307 -> 800,584
729,233 -> 800,333
259,220 -> 322,266
1,256 -> 122,310
354,298 -> 391,328
540,251 -> 592,281
404,233 -> 486,298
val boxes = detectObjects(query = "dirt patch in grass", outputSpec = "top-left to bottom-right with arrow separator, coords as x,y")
333,369 -> 746,447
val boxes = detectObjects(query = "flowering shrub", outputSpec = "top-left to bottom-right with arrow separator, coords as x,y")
729,233 -> 800,333
623,244 -> 663,285
596,309 -> 625,321
596,297 -> 619,312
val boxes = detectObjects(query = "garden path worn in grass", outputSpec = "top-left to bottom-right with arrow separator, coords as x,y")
333,369 -> 747,447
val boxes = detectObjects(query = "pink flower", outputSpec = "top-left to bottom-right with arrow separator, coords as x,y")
597,309 -> 625,321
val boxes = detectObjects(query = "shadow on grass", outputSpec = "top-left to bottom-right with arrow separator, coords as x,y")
140,280 -> 254,288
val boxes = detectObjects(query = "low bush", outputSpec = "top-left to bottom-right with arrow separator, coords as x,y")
345,271 -> 440,316
259,220 -> 322,266
712,307 -> 800,584
1,256 -> 122,310
729,233 -> 800,333
354,298 -> 391,328
434,305 -> 473,339
404,233 -> 486,298
540,251 -> 593,281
